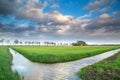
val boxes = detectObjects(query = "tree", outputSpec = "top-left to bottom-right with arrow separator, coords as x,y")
25,41 -> 27,45
0,39 -> 2,45
72,43 -> 78,46
28,42 -> 31,45
38,42 -> 41,46
60,43 -> 62,46
77,41 -> 87,46
0,39 -> 4,45
54,42 -> 56,46
72,41 -> 87,46
14,39 -> 19,45
6,40 -> 10,45
32,42 -> 34,45
20,41 -> 22,45
51,42 -> 54,46
44,42 -> 49,46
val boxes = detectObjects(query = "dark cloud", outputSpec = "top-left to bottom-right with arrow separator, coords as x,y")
113,11 -> 120,18
0,0 -> 16,15
85,14 -> 120,33
85,0 -> 114,10
84,0 -> 117,14
0,22 -> 34,34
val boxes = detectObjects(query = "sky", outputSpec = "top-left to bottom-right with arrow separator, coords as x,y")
0,0 -> 120,44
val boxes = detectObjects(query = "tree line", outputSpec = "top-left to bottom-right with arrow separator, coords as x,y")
0,39 -> 70,46
0,39 -> 87,46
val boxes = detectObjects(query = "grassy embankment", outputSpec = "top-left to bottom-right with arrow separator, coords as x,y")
0,47 -> 20,80
78,52 -> 120,80
12,46 -> 120,63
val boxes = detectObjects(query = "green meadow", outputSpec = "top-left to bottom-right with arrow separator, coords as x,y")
0,46 -> 120,80
0,47 -> 20,80
12,46 -> 120,63
78,51 -> 120,80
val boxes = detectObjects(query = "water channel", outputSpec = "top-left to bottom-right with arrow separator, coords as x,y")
9,48 -> 120,80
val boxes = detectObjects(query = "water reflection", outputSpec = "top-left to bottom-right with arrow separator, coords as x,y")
9,48 -> 120,80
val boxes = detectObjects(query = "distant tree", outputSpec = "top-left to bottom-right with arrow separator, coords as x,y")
51,42 -> 54,46
36,42 -> 40,46
6,40 -> 10,45
38,42 -> 41,46
72,43 -> 78,46
28,42 -> 31,45
44,42 -> 49,46
20,41 -> 22,45
53,42 -> 56,46
65,43 -> 69,46
0,39 -> 4,45
57,43 -> 60,46
32,42 -> 34,45
72,41 -> 87,46
54,42 -> 56,46
25,41 -> 27,45
35,42 -> 37,45
14,39 -> 19,45
60,43 -> 62,46
77,41 -> 87,46
44,42 -> 47,46
0,39 -> 2,45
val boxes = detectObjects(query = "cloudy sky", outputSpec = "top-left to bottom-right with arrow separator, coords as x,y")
0,0 -> 120,44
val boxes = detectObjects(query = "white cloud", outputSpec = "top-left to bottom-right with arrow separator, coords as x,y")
77,11 -> 93,19
99,13 -> 111,19
51,3 -> 59,9
99,6 -> 111,12
17,0 -> 44,19
56,25 -> 70,34
41,27 -> 50,32
18,24 -> 28,28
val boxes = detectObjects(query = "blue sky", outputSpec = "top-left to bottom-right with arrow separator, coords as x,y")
0,0 -> 120,44
44,0 -> 89,18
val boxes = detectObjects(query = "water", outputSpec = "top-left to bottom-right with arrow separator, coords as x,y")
9,48 -> 120,80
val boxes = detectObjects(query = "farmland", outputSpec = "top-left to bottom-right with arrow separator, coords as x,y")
12,46 -> 120,63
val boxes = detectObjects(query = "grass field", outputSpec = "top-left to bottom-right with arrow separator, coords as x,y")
78,51 -> 120,80
0,47 -> 20,80
0,46 -> 120,79
12,46 -> 120,63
